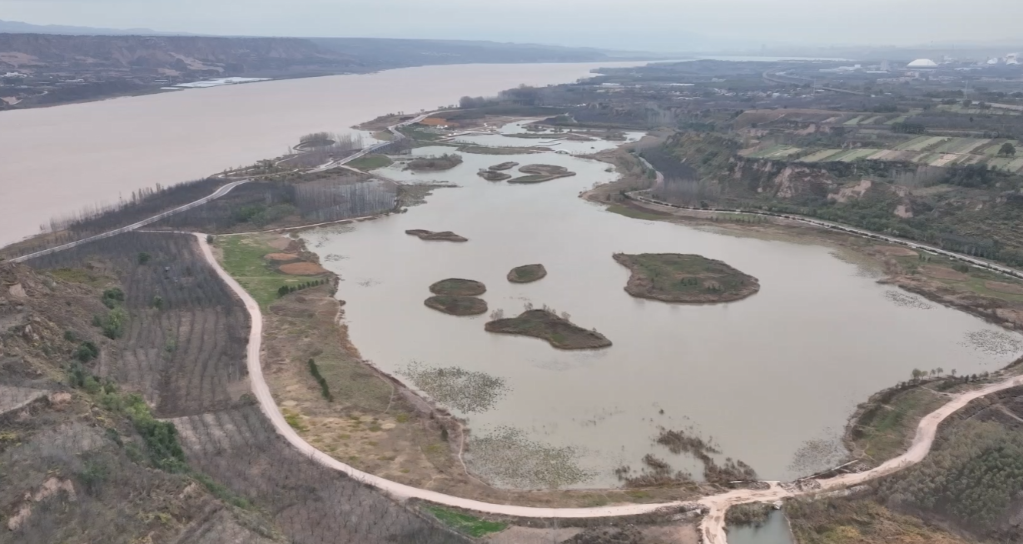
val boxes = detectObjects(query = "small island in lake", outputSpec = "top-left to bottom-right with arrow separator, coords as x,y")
485,309 -> 611,350
507,264 -> 547,283
425,296 -> 488,316
477,169 -> 511,182
508,164 -> 576,184
490,161 -> 519,171
613,253 -> 759,304
406,229 -> 468,242
430,278 -> 487,297
405,153 -> 463,171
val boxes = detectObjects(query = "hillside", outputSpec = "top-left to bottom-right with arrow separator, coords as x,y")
0,238 -> 465,544
0,33 -> 619,109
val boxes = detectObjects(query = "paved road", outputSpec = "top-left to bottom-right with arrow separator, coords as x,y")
626,191 -> 1023,281
314,112 -> 431,172
10,179 -> 251,264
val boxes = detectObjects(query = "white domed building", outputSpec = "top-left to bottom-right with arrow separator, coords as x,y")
907,58 -> 938,68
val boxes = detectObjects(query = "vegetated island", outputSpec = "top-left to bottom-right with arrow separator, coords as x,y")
429,278 -> 487,296
477,169 -> 511,182
485,309 -> 612,350
477,161 -> 523,181
507,264 -> 547,283
424,295 -> 488,316
405,153 -> 463,172
405,229 -> 468,242
508,164 -> 577,184
613,253 -> 760,304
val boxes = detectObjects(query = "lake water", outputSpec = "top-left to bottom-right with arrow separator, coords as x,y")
304,130 -> 1023,489
727,512 -> 796,544
0,61 -> 645,247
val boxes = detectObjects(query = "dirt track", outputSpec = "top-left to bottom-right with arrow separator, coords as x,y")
196,230 -> 1023,542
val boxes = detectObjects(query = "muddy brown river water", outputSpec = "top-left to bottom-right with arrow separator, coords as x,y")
0,62 -> 643,247
305,135 -> 1023,489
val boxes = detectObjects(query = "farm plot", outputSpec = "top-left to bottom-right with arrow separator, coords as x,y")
932,138 -> 989,154
28,232 -> 250,418
843,116 -> 864,126
172,406 -> 471,544
745,145 -> 803,159
859,116 -> 884,125
885,115 -> 909,125
978,140 -> 1023,156
837,148 -> 882,162
798,149 -> 844,163
986,157 -> 1021,172
895,136 -> 946,152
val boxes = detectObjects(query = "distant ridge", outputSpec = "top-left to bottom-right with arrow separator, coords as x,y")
0,19 -> 190,36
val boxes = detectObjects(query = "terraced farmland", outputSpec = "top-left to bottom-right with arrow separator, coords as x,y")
743,145 -> 803,159
25,232 -> 463,543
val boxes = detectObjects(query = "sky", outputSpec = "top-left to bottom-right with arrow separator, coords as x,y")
2,0 -> 1021,52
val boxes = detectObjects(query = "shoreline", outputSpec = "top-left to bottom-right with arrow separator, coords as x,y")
10,105 -> 1023,541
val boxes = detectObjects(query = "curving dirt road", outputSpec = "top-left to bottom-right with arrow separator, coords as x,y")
195,229 -> 1023,541
13,119 -> 1022,541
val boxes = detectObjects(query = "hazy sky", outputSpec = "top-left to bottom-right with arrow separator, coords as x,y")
2,0 -> 1020,51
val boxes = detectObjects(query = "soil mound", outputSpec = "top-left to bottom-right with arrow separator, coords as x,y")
265,252 -> 299,262
279,262 -> 328,276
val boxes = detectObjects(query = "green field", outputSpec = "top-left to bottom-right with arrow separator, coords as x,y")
884,115 -> 909,125
346,154 -> 394,171
798,149 -> 844,163
895,136 -> 947,152
218,235 -> 314,308
838,148 -> 882,162
426,506 -> 507,537
843,116 -> 864,126
746,145 -> 803,159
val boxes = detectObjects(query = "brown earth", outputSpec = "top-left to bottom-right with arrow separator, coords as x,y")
265,252 -> 299,261
874,245 -> 918,257
279,262 -> 329,275
921,265 -> 969,281
986,281 -> 1023,295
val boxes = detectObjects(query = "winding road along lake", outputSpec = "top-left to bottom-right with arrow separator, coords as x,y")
306,134 -> 1023,489
0,62 -> 642,247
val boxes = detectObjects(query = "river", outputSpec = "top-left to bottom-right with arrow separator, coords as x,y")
0,61 -> 644,247
303,128 -> 1023,489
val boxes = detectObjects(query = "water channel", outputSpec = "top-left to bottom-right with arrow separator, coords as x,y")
305,125 -> 1023,489
0,61 -> 645,247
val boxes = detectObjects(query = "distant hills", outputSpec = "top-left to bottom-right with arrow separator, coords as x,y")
0,19 -> 179,36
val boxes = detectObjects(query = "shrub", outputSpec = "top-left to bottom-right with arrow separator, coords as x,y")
308,359 -> 333,401
75,341 -> 99,362
137,252 -> 151,265
97,308 -> 128,339
101,287 -> 125,308
152,295 -> 164,310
